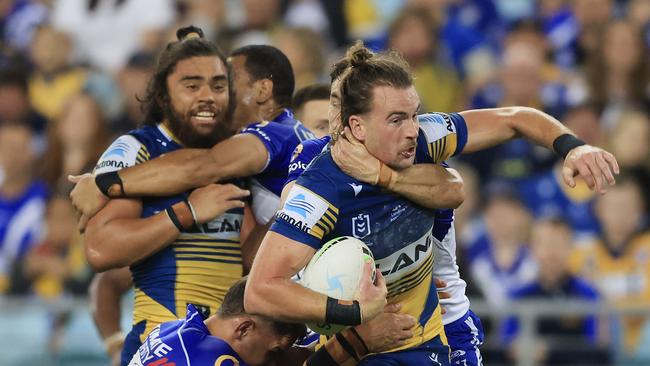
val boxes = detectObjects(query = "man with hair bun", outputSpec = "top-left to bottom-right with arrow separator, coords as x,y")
246,41 -> 620,365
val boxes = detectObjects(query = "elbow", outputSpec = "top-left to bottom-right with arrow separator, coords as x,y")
84,236 -> 121,273
446,180 -> 465,209
244,278 -> 271,316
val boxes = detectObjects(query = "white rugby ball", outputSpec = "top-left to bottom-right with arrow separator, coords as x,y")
300,236 -> 375,335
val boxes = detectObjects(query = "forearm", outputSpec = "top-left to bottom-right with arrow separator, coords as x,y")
387,164 -> 464,209
89,271 -> 129,339
118,149 -> 219,196
241,221 -> 272,274
245,275 -> 328,323
85,212 -> 179,272
461,107 -> 573,153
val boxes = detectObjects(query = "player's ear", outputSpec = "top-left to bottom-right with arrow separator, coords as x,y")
255,79 -> 273,104
348,115 -> 366,142
234,318 -> 255,339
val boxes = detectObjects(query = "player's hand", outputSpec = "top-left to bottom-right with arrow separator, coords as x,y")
434,278 -> 450,315
562,145 -> 619,194
357,260 -> 387,322
354,303 -> 416,352
68,173 -> 109,232
331,127 -> 381,185
188,183 -> 250,224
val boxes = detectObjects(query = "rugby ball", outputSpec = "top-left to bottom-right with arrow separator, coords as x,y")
300,236 -> 375,335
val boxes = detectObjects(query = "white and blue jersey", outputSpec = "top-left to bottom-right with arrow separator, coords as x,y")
239,109 -> 314,224
128,305 -> 247,366
273,113 -> 468,355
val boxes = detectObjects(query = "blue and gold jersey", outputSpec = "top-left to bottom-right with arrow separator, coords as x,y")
271,113 -> 467,352
128,305 -> 248,366
239,109 -> 315,224
95,124 -> 244,347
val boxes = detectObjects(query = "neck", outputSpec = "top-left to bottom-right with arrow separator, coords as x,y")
259,103 -> 284,122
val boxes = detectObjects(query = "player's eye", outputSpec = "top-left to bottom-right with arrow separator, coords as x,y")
186,84 -> 198,91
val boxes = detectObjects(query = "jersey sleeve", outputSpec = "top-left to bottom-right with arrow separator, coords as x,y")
240,122 -> 290,172
286,139 -> 326,183
270,173 -> 340,250
94,134 -> 149,174
417,112 -> 468,163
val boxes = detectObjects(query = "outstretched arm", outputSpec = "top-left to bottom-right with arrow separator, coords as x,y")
460,107 -> 619,193
70,134 -> 262,230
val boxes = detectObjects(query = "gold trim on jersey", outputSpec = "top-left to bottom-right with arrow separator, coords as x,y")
387,249 -> 434,297
135,146 -> 150,164
429,134 -> 457,163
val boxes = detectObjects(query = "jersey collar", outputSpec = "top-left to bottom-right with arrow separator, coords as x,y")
157,123 -> 184,146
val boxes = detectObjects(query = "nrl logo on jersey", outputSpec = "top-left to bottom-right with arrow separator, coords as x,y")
352,213 -> 371,239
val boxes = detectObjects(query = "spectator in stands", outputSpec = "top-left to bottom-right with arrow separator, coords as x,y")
113,52 -> 156,134
292,83 -> 329,138
41,93 -> 109,190
518,105 -> 602,243
570,173 -> 650,356
272,27 -> 325,90
387,6 -> 462,113
586,20 -> 650,126
27,25 -> 89,122
469,183 -> 537,306
501,217 -> 604,365
50,0 -> 175,73
0,68 -> 47,135
0,122 -> 47,295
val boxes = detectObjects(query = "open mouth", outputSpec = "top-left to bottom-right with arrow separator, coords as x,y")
192,111 -> 216,122
401,146 -> 416,158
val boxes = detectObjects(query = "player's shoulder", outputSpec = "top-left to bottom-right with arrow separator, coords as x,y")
292,136 -> 331,161
417,112 -> 463,140
95,132 -> 148,174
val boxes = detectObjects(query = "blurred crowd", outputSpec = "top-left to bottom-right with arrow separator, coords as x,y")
0,0 -> 649,364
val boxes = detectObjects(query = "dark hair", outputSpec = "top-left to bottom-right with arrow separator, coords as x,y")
0,68 -> 28,93
338,42 -> 412,128
218,277 -> 307,340
140,25 -> 230,125
230,45 -> 295,108
292,84 -> 330,111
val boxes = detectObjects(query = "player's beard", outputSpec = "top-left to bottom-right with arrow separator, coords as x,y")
164,104 -> 233,148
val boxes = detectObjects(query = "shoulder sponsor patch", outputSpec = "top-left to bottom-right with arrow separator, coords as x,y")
94,135 -> 143,174
276,185 -> 334,238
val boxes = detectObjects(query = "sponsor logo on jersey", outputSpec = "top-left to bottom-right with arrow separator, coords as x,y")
95,160 -> 129,170
139,326 -> 173,363
288,160 -> 308,174
352,213 -> 371,239
291,144 -> 304,162
375,230 -> 433,277
349,183 -> 362,197
101,141 -> 131,158
278,185 -> 330,234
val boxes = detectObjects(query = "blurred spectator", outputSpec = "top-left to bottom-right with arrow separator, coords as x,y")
41,93 -> 109,190
112,51 -> 155,133
27,25 -> 87,122
292,83 -> 330,138
272,26 -> 326,90
1,0 -> 48,54
560,0 -> 614,69
174,0 -> 226,41
0,67 -> 47,134
220,0 -> 284,50
463,38 -> 562,182
606,109 -> 650,210
15,193 -> 90,299
517,105 -> 602,243
387,6 -> 462,113
586,20 -> 650,127
569,173 -> 650,356
501,217 -> 604,365
0,122 -> 47,294
627,0 -> 650,49
50,0 -> 175,73
469,183 -> 537,306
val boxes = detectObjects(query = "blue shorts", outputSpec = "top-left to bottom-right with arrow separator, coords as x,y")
445,310 -> 484,366
358,335 -> 450,365
120,321 -> 146,366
